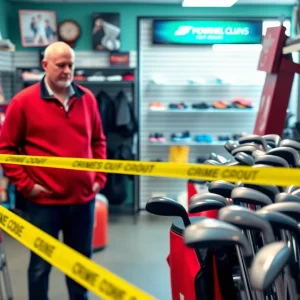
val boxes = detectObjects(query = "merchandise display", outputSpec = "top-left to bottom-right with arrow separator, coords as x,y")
149,132 -> 247,144
149,99 -> 254,111
20,69 -> 135,83
146,134 -> 300,300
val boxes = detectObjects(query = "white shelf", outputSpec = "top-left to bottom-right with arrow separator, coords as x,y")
148,141 -> 226,146
149,108 -> 258,113
149,82 -> 262,88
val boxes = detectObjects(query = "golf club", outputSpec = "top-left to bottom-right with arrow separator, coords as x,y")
189,199 -> 227,214
208,180 -> 235,199
184,218 -> 254,300
145,196 -> 191,227
224,140 -> 238,154
280,139 -> 300,152
190,193 -> 228,206
231,145 -> 260,157
231,187 -> 273,207
249,242 -> 292,298
238,134 -> 269,152
263,134 -> 281,148
267,147 -> 300,167
242,183 -> 280,203
254,155 -> 290,168
234,152 -> 254,166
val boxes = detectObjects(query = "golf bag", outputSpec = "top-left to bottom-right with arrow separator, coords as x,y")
167,217 -> 221,300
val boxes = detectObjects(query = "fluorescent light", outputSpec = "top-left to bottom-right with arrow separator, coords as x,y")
212,44 -> 263,52
182,0 -> 238,7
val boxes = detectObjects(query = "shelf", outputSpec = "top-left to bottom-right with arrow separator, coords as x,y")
23,80 -> 134,85
148,141 -> 226,146
149,108 -> 258,113
148,82 -> 262,88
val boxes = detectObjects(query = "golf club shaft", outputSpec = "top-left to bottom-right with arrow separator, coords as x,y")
235,245 -> 255,300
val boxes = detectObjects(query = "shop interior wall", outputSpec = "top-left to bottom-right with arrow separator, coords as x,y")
6,2 -> 294,51
1,2 -> 296,210
0,0 -> 10,39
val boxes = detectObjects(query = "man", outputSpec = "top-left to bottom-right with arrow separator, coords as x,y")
0,41 -> 107,300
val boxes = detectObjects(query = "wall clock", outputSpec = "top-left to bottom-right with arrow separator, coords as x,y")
58,20 -> 81,48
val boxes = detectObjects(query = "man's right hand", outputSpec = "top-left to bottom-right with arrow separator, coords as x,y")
29,184 -> 52,197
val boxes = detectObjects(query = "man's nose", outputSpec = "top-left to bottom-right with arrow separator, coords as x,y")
64,66 -> 71,74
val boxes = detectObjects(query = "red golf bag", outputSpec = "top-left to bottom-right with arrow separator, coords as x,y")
165,180 -> 238,299
167,217 -> 222,300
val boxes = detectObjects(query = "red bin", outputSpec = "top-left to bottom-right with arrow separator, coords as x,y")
93,195 -> 108,252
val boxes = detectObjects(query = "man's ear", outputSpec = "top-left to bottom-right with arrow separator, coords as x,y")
41,60 -> 47,71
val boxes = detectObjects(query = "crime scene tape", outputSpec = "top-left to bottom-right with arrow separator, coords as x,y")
0,205 -> 156,300
0,153 -> 300,187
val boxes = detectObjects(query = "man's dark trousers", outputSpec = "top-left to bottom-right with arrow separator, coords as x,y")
26,198 -> 95,300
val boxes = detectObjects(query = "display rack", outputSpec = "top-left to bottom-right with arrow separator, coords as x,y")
0,51 -> 15,211
137,18 -> 268,209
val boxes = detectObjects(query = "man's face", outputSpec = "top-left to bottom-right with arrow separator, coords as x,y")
43,51 -> 75,88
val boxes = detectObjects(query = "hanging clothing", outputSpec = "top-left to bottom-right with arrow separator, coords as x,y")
96,90 -> 138,205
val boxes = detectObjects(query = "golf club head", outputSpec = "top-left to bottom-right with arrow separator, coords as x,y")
254,155 -> 289,168
260,202 -> 300,222
146,196 -> 190,227
242,184 -> 280,202
218,205 -> 275,243
263,134 -> 281,148
249,241 -> 292,291
267,147 -> 300,167
190,193 -> 228,206
238,134 -> 269,152
280,139 -> 300,152
257,209 -> 300,244
285,185 -> 300,194
208,180 -> 235,198
225,161 -> 240,166
231,145 -> 259,156
203,159 -> 222,166
275,192 -> 300,203
292,188 -> 300,197
189,199 -> 227,214
209,152 -> 228,164
234,152 -> 254,166
252,149 -> 266,160
231,187 -> 273,207
224,140 -> 237,154
183,218 -> 252,257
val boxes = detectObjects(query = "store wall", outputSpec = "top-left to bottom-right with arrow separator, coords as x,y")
0,0 -> 10,39
8,2 -> 294,51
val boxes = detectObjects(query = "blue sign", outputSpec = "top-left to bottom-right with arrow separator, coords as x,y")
152,19 -> 263,45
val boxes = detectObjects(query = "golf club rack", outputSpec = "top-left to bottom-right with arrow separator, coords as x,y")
146,134 -> 300,300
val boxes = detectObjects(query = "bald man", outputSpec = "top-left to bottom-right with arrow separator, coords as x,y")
0,42 -> 107,300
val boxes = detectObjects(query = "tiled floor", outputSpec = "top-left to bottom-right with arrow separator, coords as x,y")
4,212 -> 173,300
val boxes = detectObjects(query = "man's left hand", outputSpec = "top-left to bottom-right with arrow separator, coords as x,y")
92,182 -> 101,193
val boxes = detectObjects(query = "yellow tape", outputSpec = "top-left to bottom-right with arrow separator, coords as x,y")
0,205 -> 156,300
0,153 -> 300,187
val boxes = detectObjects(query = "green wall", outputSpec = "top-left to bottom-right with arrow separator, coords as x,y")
0,0 -> 10,39
8,2 -> 294,51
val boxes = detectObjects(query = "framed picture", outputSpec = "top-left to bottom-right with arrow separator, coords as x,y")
19,9 -> 58,47
92,13 -> 121,51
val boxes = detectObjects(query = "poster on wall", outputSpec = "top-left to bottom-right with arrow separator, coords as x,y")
152,19 -> 263,45
19,9 -> 58,47
92,13 -> 121,51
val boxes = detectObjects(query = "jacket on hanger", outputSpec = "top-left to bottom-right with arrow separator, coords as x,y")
96,90 -> 138,205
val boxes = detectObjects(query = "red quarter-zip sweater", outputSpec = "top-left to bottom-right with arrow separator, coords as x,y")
0,78 -> 107,205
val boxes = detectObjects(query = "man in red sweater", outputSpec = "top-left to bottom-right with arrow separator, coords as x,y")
0,41 -> 107,300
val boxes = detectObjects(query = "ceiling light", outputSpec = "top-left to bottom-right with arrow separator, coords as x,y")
182,0 -> 238,7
